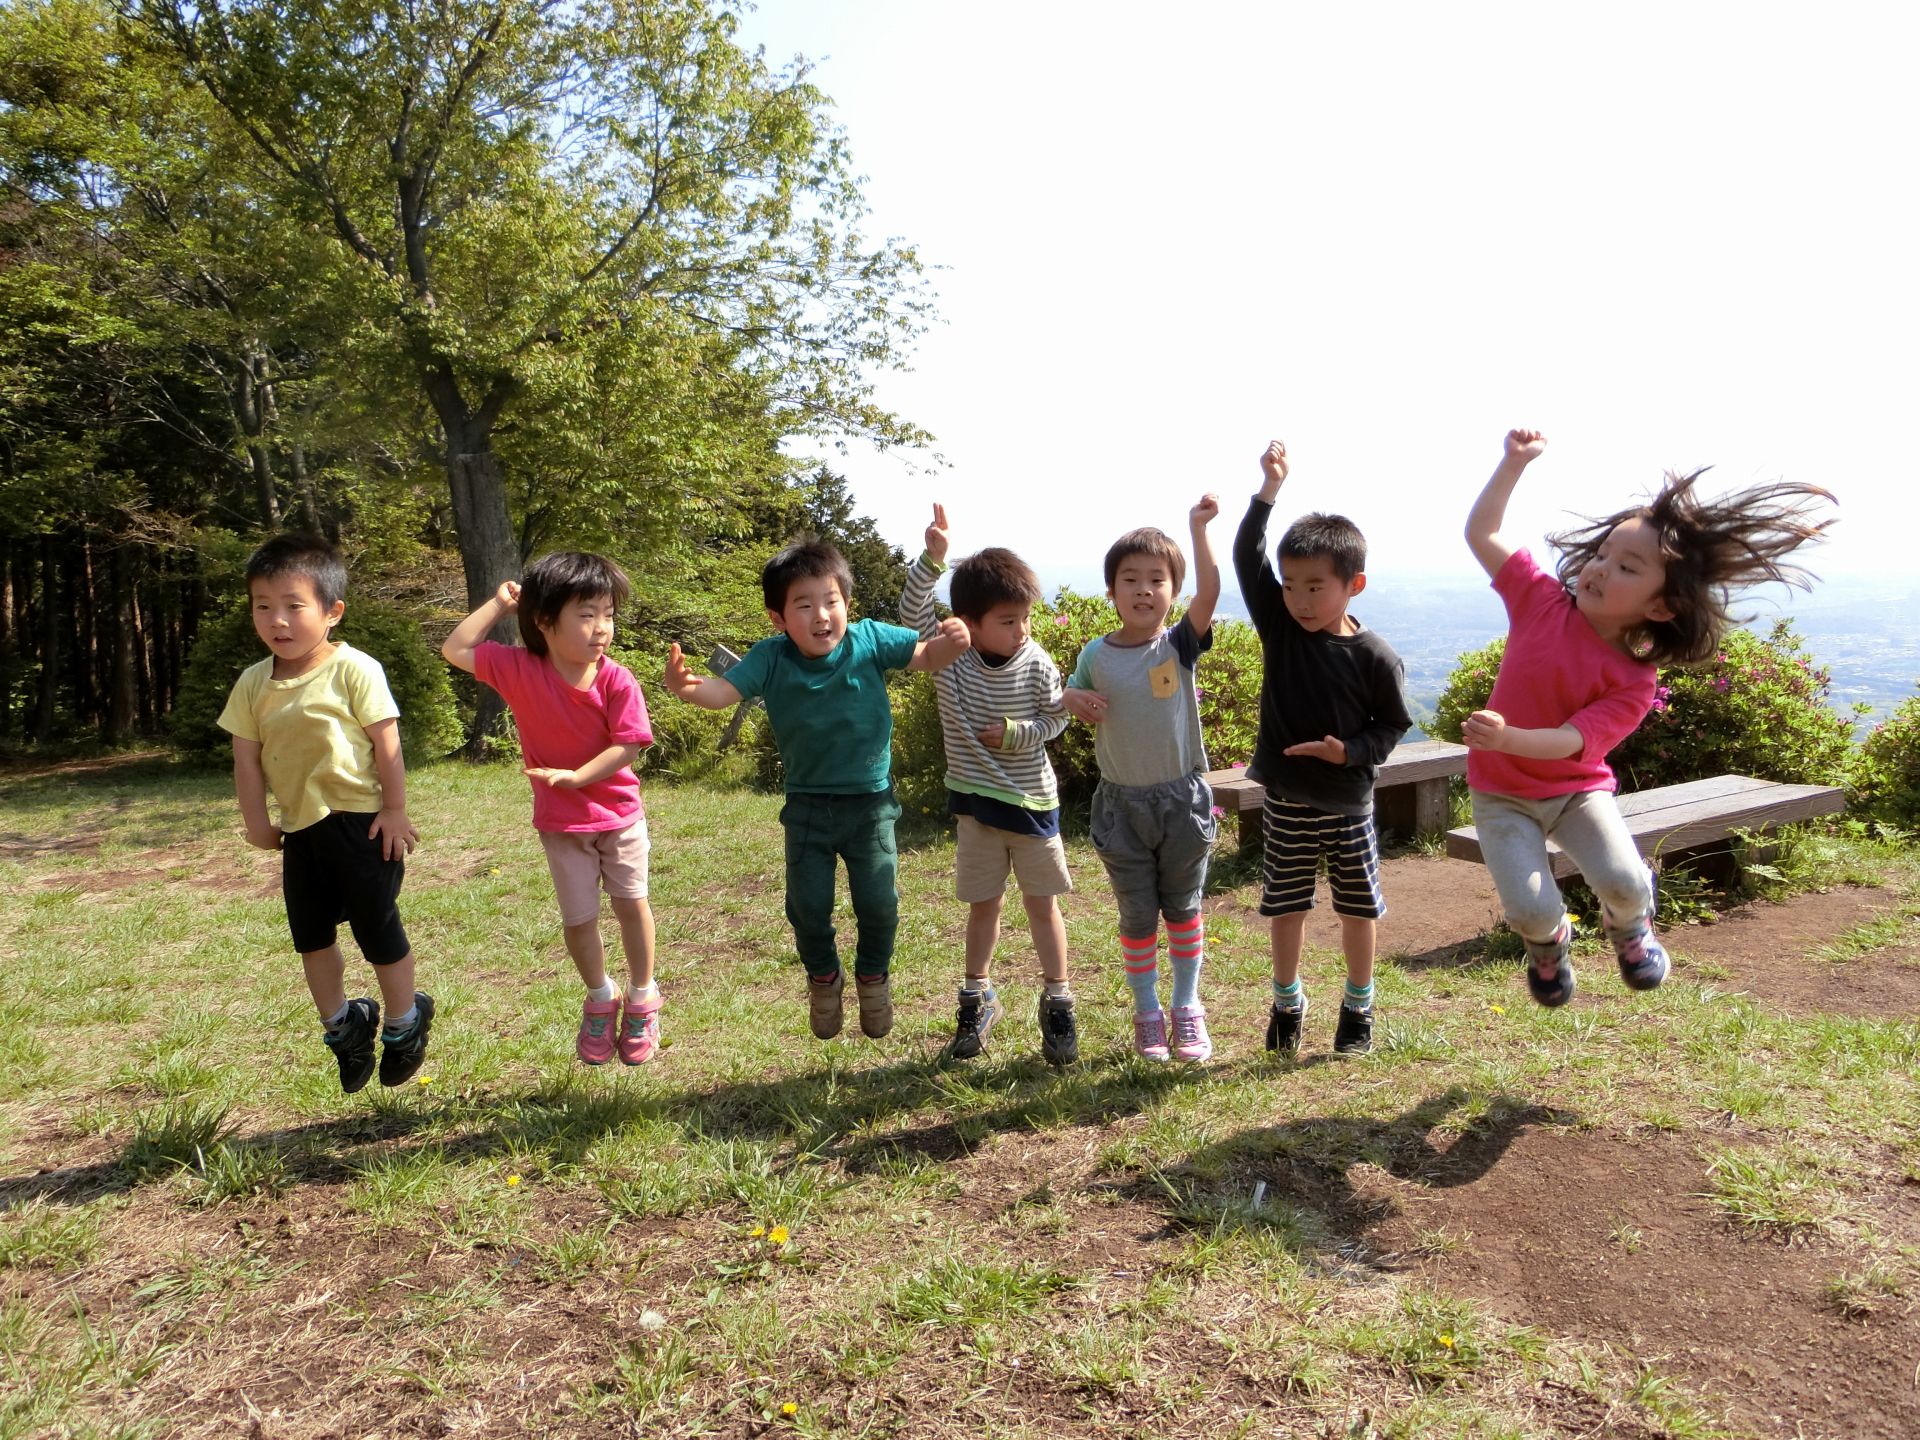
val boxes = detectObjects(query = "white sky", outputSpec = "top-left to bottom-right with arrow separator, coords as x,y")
740,2 -> 1918,590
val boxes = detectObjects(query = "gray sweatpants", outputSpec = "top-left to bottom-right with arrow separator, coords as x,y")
1469,788 -> 1653,942
1089,773 -> 1216,937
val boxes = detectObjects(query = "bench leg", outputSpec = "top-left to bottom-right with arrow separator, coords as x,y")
1375,786 -> 1412,839
1412,778 -> 1450,835
1237,806 -> 1263,855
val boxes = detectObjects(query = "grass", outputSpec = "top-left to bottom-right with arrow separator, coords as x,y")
1,755 -> 1917,1437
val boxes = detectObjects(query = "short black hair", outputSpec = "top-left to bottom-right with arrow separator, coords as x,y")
518,551 -> 632,657
244,533 -> 347,608
1278,512 -> 1368,583
762,539 -> 852,613
949,547 -> 1042,623
1103,528 -> 1186,593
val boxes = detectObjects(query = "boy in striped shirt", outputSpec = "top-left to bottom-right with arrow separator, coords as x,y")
902,504 -> 1078,1064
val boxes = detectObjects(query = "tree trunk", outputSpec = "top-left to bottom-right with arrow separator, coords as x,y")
70,539 -> 96,728
106,546 -> 137,743
442,425 -> 521,756
0,535 -> 13,739
34,536 -> 58,741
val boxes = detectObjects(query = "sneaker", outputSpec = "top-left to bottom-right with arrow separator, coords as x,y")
1608,918 -> 1671,991
1038,992 -> 1079,1067
1332,1004 -> 1374,1056
948,986 -> 1001,1060
1169,1004 -> 1213,1062
808,971 -> 845,1040
1132,1008 -> 1171,1063
322,998 -> 379,1094
1265,996 -> 1308,1056
618,992 -> 662,1065
856,974 -> 893,1039
378,992 -> 434,1088
1523,920 -> 1576,1008
577,994 -> 619,1066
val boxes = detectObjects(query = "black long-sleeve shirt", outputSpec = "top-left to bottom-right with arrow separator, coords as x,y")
1232,495 -> 1414,816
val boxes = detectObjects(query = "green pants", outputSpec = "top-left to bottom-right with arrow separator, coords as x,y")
780,788 -> 903,979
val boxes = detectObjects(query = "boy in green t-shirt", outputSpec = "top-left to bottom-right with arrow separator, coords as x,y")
217,534 -> 432,1095
666,540 -> 969,1041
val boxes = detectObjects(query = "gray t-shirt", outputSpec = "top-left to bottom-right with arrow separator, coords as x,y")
1069,618 -> 1211,788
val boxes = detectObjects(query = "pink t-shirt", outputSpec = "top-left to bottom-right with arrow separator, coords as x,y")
473,642 -> 653,832
1468,549 -> 1657,799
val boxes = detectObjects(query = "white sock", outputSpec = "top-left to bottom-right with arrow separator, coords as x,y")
587,979 -> 619,1003
322,1000 -> 352,1028
626,981 -> 658,1003
1043,981 -> 1071,999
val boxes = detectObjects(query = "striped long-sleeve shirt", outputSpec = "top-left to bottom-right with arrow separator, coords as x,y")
900,554 -> 1069,811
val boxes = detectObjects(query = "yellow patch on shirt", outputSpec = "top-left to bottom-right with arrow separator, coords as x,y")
1149,657 -> 1178,699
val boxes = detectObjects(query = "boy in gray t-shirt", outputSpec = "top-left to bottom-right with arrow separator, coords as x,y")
1063,494 -> 1222,1063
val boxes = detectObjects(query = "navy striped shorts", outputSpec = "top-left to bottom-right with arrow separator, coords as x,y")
1257,796 -> 1386,919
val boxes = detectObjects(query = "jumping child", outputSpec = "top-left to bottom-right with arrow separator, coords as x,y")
1463,428 -> 1833,1006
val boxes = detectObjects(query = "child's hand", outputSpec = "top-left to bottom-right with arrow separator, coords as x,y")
524,766 -> 580,790
925,502 -> 951,564
369,807 -> 418,860
245,822 -> 283,852
664,643 -> 701,699
976,720 -> 1006,749
1191,493 -> 1220,526
1503,429 -> 1548,464
1283,735 -> 1347,764
1461,709 -> 1508,751
494,579 -> 522,611
935,616 -> 970,649
1062,689 -> 1109,724
1260,440 -> 1289,487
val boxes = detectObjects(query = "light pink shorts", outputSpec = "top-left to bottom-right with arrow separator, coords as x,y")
954,815 -> 1072,904
539,817 -> 650,927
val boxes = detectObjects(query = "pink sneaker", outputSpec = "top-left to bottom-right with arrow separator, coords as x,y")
619,993 -> 662,1065
1170,1004 -> 1213,1062
577,995 -> 619,1065
1132,1008 -> 1171,1063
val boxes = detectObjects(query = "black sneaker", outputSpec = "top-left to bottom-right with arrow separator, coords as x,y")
1037,992 -> 1078,1067
323,998 -> 380,1094
948,987 -> 1001,1060
378,992 -> 434,1088
1523,921 -> 1576,1008
1265,996 -> 1308,1055
1332,1004 -> 1373,1056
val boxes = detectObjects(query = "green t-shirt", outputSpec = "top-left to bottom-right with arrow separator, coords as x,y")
726,619 -> 919,793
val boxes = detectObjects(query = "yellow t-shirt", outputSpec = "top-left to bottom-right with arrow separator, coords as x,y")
217,644 -> 401,833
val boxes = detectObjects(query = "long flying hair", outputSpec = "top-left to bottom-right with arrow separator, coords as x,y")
1550,470 -> 1835,667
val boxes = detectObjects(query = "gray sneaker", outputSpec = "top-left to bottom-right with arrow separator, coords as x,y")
949,986 -> 1001,1059
1037,992 -> 1078,1066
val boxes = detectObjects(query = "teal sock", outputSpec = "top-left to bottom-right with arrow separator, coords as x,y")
382,1004 -> 418,1039
1343,980 -> 1374,1013
1272,979 -> 1303,1011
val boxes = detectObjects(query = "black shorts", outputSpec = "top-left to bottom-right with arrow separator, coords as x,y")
282,811 -> 411,963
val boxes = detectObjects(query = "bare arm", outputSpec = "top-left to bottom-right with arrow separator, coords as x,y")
1466,429 -> 1547,579
664,643 -> 743,710
526,742 -> 642,791
908,616 -> 971,672
1255,439 -> 1288,503
1183,493 -> 1222,637
1461,709 -> 1583,760
443,580 -> 520,674
232,736 -> 281,850
365,718 -> 419,860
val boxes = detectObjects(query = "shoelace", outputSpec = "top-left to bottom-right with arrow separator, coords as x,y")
1173,1012 -> 1204,1046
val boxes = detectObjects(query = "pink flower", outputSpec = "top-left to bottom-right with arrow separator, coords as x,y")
1055,615 -> 1069,626
1210,805 -> 1225,819
1650,684 -> 1673,713
1194,687 -> 1207,699
1712,675 -> 1731,693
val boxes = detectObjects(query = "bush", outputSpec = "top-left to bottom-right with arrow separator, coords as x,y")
1427,620 -> 1856,793
1849,687 -> 1920,830
171,597 -> 462,763
891,586 -> 1267,818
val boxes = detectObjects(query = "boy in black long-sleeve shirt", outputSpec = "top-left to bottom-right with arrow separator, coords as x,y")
1233,440 -> 1413,1058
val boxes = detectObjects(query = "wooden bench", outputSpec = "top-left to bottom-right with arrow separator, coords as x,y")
1443,773 -> 1846,877
1205,738 -> 1470,851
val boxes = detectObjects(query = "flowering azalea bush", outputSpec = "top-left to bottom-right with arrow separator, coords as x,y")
1429,620 -> 1856,793
1849,687 -> 1920,830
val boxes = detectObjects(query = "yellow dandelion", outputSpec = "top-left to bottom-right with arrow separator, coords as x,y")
1438,1334 -> 1455,1349
749,1226 -> 766,1239
506,1173 -> 522,1187
768,1224 -> 790,1246
781,1402 -> 798,1417
417,1074 -> 434,1086
1488,1003 -> 1506,1015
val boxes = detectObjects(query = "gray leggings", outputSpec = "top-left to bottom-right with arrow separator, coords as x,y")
1469,788 -> 1653,942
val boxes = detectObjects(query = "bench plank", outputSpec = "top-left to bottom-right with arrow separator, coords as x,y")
1444,774 -> 1844,877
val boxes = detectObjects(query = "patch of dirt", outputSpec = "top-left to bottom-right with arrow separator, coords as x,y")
1664,886 -> 1920,1017
36,844 -> 278,898
1210,852 -> 1506,966
1367,1128 -> 1920,1440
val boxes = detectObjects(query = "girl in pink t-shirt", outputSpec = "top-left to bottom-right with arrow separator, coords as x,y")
442,552 -> 662,1064
1462,429 -> 1833,1007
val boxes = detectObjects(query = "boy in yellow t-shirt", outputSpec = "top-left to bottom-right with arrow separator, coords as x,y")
218,534 -> 432,1094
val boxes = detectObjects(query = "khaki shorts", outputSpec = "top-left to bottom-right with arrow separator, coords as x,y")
539,817 -> 650,927
954,815 -> 1072,904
